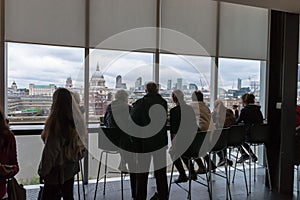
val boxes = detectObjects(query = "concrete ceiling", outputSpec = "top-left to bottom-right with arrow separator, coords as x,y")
216,0 -> 300,13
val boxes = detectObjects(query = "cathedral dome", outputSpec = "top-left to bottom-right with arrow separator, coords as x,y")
92,63 -> 104,79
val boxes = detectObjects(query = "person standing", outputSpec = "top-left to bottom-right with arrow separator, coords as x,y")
130,82 -> 168,200
0,108 -> 19,200
38,88 -> 86,200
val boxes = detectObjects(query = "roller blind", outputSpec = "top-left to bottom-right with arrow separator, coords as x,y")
219,2 -> 269,60
90,0 -> 156,51
5,0 -> 85,47
161,0 -> 217,56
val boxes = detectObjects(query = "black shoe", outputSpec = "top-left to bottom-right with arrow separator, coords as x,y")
209,163 -> 217,171
218,158 -> 233,167
237,155 -> 250,163
251,154 -> 258,162
174,175 -> 188,183
196,167 -> 207,174
227,159 -> 233,166
150,192 -> 159,200
191,173 -> 198,181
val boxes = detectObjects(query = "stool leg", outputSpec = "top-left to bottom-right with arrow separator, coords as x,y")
209,153 -> 213,198
296,165 -> 299,193
232,148 -> 240,184
242,161 -> 249,195
188,159 -> 192,200
121,172 -> 124,200
249,155 -> 251,194
168,163 -> 175,200
264,146 -> 272,191
103,152 -> 108,195
254,145 -> 257,182
223,150 -> 232,200
204,164 -> 212,200
228,148 -> 231,181
94,151 -> 104,200
79,159 -> 86,200
77,172 -> 81,200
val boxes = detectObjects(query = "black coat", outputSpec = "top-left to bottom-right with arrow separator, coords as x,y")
130,92 -> 168,153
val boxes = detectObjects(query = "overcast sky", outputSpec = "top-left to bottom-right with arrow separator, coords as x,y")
8,42 -> 263,91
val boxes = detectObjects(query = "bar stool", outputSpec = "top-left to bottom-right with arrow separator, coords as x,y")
94,127 -> 125,200
246,124 -> 272,193
76,159 -> 86,200
168,131 -> 211,200
207,128 -> 232,200
228,125 -> 249,195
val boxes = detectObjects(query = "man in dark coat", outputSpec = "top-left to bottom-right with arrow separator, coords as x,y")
130,82 -> 168,200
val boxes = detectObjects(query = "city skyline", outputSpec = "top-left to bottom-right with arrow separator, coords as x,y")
8,42 -> 265,91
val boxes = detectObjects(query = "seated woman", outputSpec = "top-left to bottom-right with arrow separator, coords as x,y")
0,108 -> 19,200
169,90 -> 198,183
236,93 -> 263,163
212,100 -> 235,166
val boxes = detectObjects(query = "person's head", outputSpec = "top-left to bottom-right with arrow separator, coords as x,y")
214,100 -> 225,112
72,92 -> 81,105
232,105 -> 238,110
172,89 -> 185,105
192,90 -> 204,102
115,90 -> 129,103
246,93 -> 255,104
0,107 -> 9,132
241,93 -> 248,106
0,108 -> 10,149
145,82 -> 158,94
51,88 -> 73,117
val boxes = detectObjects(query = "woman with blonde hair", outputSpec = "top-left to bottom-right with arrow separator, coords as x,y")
0,108 -> 19,200
39,88 -> 86,200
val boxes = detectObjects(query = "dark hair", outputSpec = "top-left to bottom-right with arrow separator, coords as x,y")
0,108 -> 9,132
246,93 -> 255,104
0,107 -> 10,149
146,82 -> 158,93
192,91 -> 204,102
241,93 -> 248,104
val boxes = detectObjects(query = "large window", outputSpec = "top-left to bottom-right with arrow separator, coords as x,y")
88,49 -> 154,123
7,42 -> 84,124
218,58 -> 265,116
159,54 -> 212,107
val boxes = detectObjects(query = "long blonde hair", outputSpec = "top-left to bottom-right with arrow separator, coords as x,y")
42,88 -> 86,161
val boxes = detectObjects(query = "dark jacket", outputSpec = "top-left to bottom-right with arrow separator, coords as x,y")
236,104 -> 263,125
104,100 -> 132,128
0,130 -> 19,199
103,101 -> 133,151
130,92 -> 168,153
170,104 -> 196,135
236,104 -> 263,138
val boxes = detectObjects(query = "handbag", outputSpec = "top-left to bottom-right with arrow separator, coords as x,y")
7,177 -> 26,200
